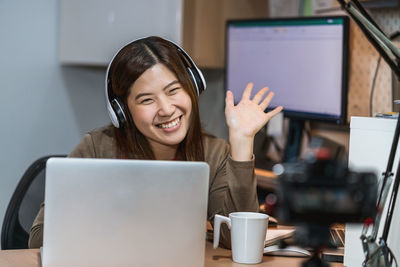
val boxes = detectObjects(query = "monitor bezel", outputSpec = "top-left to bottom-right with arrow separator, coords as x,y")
224,15 -> 350,125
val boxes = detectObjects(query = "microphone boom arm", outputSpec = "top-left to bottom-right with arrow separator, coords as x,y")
337,0 -> 400,265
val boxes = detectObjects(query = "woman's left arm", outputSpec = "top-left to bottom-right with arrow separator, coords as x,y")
225,82 -> 283,161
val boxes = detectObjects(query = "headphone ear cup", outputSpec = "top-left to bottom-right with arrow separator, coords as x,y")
195,67 -> 206,94
108,98 -> 127,128
107,102 -> 120,128
186,66 -> 206,96
187,68 -> 200,96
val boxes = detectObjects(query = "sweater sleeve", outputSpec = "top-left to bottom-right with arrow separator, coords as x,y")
28,134 -> 97,248
206,137 -> 259,248
28,203 -> 44,248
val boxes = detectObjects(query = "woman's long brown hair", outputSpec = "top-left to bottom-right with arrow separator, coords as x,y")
109,36 -> 204,161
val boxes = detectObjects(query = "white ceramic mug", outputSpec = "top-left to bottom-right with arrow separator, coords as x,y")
213,212 -> 269,264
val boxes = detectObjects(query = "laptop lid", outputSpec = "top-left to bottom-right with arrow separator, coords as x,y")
43,158 -> 209,267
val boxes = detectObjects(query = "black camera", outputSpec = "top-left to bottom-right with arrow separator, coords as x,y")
276,156 -> 377,226
273,152 -> 378,262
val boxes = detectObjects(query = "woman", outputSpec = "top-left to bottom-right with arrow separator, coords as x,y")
28,36 -> 282,248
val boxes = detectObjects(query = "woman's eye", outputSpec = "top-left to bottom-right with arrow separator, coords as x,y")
140,98 -> 153,104
168,88 -> 180,94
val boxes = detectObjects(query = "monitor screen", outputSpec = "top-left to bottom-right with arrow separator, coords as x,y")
226,16 -> 349,124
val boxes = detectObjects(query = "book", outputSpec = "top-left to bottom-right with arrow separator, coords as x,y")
265,227 -> 295,246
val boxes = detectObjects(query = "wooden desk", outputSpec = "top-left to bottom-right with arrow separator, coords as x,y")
0,242 -> 343,267
0,249 -> 40,267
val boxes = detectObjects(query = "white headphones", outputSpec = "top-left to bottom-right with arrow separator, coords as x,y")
105,37 -> 206,128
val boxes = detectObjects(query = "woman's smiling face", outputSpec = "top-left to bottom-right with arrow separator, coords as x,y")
127,63 -> 192,153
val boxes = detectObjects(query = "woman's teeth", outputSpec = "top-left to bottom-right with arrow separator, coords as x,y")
157,117 -> 180,129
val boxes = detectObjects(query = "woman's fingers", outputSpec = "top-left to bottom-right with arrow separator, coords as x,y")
241,82 -> 254,101
252,87 -> 269,104
260,91 -> 275,110
235,83 -> 282,120
225,90 -> 234,111
265,106 -> 283,120
259,90 -> 283,120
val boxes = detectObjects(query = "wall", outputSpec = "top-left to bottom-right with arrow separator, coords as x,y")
0,0 -> 228,244
347,7 -> 400,117
0,0 -> 110,241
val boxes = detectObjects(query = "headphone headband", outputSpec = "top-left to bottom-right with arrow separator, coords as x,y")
105,36 -> 206,128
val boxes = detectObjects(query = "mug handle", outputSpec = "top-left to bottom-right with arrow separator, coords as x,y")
213,214 -> 231,249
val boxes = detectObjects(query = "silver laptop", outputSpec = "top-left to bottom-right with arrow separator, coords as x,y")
42,158 -> 209,267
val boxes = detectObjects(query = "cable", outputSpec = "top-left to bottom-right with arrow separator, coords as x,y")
369,56 -> 382,117
369,31 -> 400,117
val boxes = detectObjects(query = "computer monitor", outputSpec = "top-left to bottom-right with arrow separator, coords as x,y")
226,16 -> 349,162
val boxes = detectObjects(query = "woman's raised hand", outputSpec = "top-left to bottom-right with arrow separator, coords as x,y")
225,82 -> 283,161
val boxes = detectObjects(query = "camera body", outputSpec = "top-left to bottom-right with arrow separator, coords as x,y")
276,157 -> 377,226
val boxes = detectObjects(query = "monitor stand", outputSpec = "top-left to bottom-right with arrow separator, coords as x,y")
283,118 -> 304,163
